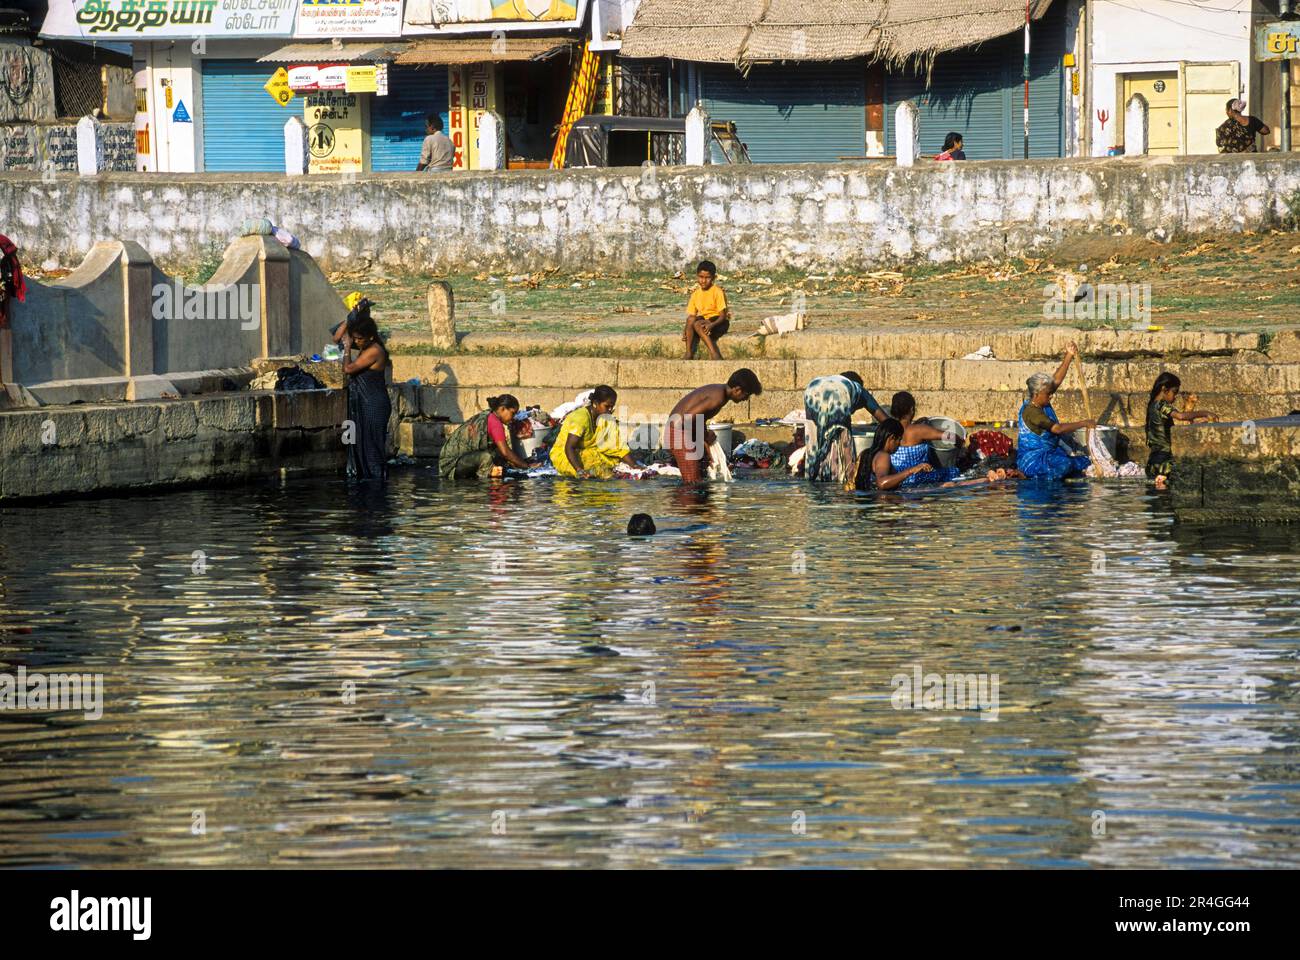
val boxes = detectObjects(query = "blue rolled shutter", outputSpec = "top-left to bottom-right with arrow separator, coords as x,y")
370,66 -> 450,172
700,62 -> 866,163
201,59 -> 296,172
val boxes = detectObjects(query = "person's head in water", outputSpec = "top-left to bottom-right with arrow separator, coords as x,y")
628,514 -> 656,536
726,368 -> 763,402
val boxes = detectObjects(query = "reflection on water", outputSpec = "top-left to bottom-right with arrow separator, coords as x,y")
0,473 -> 1297,868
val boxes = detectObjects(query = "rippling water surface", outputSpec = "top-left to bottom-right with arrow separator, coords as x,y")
1,472 -> 1298,868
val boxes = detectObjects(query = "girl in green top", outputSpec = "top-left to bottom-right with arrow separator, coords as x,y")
1146,372 -> 1217,488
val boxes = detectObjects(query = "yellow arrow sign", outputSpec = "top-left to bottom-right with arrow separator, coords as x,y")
264,68 -> 295,108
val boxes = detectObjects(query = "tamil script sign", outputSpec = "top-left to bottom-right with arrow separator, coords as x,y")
294,0 -> 402,38
1256,22 -> 1300,61
404,0 -> 580,28
39,0 -> 295,39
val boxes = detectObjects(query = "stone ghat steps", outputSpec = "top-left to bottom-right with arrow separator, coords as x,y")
416,328 -> 1295,362
387,354 -> 1300,427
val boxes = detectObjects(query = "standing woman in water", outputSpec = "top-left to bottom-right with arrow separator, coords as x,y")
341,301 -> 391,482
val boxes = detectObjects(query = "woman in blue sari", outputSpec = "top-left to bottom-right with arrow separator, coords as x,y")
1016,343 -> 1095,480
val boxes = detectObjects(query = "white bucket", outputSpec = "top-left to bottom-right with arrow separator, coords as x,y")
708,422 -> 734,456
920,416 -> 967,468
852,424 -> 876,457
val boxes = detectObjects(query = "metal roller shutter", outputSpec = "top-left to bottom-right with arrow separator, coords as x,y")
700,62 -> 867,163
370,66 -> 450,172
201,59 -> 296,172
886,0 -> 1064,159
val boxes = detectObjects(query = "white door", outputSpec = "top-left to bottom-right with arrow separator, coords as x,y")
1180,61 -> 1240,155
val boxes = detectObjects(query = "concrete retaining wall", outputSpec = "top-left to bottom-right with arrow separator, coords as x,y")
0,390 -> 348,501
5,154 -> 1300,273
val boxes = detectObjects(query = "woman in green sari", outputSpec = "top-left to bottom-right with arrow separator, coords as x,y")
438,395 -> 531,480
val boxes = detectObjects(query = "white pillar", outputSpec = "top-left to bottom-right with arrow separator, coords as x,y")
1124,93 -> 1149,157
476,111 -> 506,171
685,102 -> 710,166
895,101 -> 920,167
76,115 -> 104,176
284,116 -> 309,175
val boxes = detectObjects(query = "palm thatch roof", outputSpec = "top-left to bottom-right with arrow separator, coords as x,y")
620,0 -> 1055,68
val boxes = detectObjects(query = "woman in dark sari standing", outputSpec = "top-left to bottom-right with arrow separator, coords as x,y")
341,302 -> 391,481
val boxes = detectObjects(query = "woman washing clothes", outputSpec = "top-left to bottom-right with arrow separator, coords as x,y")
803,371 -> 888,484
340,300 -> 391,482
549,385 -> 640,479
856,419 -> 1017,492
886,391 -> 963,486
1017,343 -> 1095,480
438,394 -> 531,480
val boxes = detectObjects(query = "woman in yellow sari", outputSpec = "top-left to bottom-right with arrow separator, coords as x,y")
549,385 -> 639,479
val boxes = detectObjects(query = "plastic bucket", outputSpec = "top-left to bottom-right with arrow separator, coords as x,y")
852,424 -> 876,457
1073,425 -> 1118,459
708,422 -> 734,456
920,417 -> 966,468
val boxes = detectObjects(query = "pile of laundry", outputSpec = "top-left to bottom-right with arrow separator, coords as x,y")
732,439 -> 782,470
1082,429 -> 1145,478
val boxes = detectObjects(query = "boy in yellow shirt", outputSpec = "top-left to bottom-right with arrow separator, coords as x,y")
682,259 -> 731,360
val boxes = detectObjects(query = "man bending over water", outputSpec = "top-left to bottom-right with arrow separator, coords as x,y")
664,369 -> 763,482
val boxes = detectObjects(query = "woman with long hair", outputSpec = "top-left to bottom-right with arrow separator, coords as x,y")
341,300 -> 391,482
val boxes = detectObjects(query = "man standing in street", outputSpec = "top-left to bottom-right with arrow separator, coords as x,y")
1216,99 -> 1270,153
417,114 -> 455,172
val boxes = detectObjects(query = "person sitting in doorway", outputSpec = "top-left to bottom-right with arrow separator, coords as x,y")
417,114 -> 455,172
1216,99 -> 1270,154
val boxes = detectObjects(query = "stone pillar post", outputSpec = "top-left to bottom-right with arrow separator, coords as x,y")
285,116 -> 309,175
76,115 -> 104,176
428,281 -> 456,351
685,103 -> 711,165
476,111 -> 507,171
257,236 -> 291,357
1125,93 -> 1149,157
120,240 -> 155,379
895,101 -> 920,167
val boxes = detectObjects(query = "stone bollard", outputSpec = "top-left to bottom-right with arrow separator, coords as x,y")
428,281 -> 456,351
76,115 -> 104,176
284,116 -> 309,175
476,111 -> 506,171
685,102 -> 711,165
895,101 -> 920,167
1124,93 -> 1149,157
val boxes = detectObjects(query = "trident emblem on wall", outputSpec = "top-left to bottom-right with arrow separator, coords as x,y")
1097,109 -> 1110,130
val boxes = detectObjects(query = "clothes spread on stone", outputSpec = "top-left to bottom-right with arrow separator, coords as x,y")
614,462 -> 683,479
968,429 -> 1013,459
276,367 -> 326,392
1082,429 -> 1145,479
346,359 -> 391,483
0,233 -> 26,327
890,442 -> 961,485
1016,401 -> 1090,480
732,439 -> 779,469
241,217 -> 275,236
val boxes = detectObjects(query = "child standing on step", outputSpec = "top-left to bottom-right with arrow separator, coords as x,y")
1146,372 -> 1217,489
